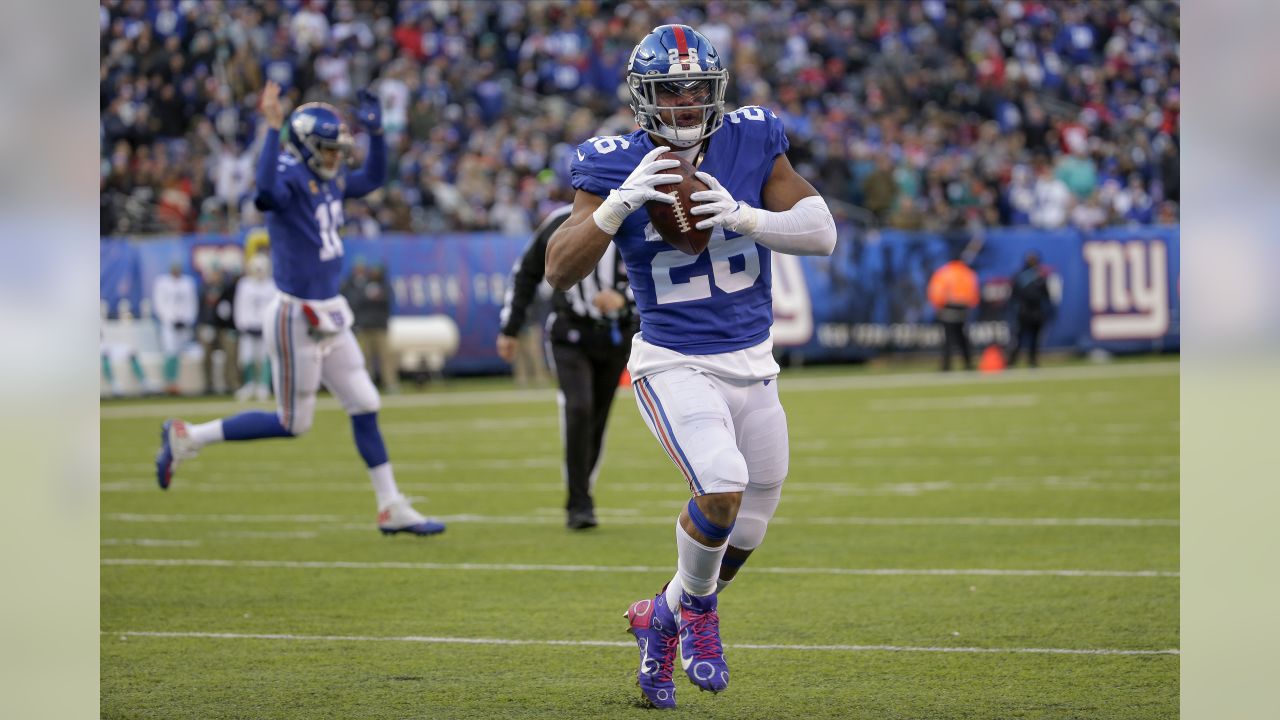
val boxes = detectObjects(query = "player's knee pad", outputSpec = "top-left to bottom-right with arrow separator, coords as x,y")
280,395 -> 316,436
728,480 -> 783,551
339,378 -> 380,416
692,445 -> 749,495
283,411 -> 313,436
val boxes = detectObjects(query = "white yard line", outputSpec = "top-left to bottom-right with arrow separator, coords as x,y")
101,557 -> 1179,578
100,361 -> 1177,419
103,630 -> 1178,656
99,478 -> 1179,495
100,538 -> 202,547
866,394 -> 1040,411
102,512 -> 1178,528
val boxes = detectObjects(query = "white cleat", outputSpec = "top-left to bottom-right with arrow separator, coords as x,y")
377,497 -> 446,536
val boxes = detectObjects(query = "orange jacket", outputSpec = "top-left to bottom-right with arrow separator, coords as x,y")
927,260 -> 979,309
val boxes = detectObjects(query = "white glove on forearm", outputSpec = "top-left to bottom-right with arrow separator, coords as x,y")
591,145 -> 682,235
691,171 -> 836,256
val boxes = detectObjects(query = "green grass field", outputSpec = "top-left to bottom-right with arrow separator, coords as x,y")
101,359 -> 1179,719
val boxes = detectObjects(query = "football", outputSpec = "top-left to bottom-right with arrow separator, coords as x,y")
645,153 -> 712,256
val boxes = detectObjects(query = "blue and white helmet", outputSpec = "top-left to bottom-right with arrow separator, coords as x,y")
627,24 -> 728,148
285,102 -> 353,180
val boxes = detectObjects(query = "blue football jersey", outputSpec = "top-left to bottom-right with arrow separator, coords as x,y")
570,106 -> 790,355
254,133 -> 384,300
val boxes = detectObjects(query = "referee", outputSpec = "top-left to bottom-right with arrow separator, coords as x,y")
497,205 -> 638,530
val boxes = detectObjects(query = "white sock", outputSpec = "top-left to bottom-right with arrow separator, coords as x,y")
715,577 -> 733,594
665,571 -> 683,621
188,420 -> 224,448
369,463 -> 401,509
674,519 -> 727,598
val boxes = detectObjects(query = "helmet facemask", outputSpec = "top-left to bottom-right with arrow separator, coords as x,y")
300,126 -> 352,180
287,103 -> 354,180
630,71 -> 727,148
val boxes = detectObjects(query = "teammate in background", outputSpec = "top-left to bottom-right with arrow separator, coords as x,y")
545,25 -> 836,708
497,203 -> 639,530
927,254 -> 980,371
155,80 -> 444,536
1005,250 -> 1052,367
152,262 -> 197,395
233,253 -> 277,401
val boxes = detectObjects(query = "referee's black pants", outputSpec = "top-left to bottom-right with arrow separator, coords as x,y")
940,320 -> 972,371
549,330 -> 632,517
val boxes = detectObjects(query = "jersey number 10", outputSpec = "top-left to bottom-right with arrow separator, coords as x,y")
315,199 -> 345,261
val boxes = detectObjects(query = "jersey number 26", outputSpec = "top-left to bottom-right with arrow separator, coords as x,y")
650,227 -> 761,304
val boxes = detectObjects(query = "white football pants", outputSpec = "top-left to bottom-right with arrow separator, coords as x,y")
262,295 -> 380,436
632,366 -> 789,496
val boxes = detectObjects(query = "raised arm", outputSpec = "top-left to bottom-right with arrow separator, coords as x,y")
253,80 -> 291,211
344,89 -> 386,199
344,133 -> 386,199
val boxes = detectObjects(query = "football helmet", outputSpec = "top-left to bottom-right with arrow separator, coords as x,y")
627,25 -> 728,148
285,102 -> 352,180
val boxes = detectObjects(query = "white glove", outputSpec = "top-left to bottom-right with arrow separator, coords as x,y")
689,171 -> 760,235
591,145 -> 682,235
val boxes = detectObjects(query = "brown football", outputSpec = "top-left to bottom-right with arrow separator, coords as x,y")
645,153 -> 712,256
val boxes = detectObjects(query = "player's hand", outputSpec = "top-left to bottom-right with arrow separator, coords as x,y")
616,145 -> 683,209
355,88 -> 383,134
592,288 -> 626,314
260,80 -> 285,129
495,334 -> 518,363
690,171 -> 759,234
592,145 -> 682,235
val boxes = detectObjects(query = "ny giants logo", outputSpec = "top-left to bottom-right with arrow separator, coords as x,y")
1082,239 -> 1169,341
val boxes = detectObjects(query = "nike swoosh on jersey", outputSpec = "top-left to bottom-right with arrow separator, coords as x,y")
577,149 -> 586,161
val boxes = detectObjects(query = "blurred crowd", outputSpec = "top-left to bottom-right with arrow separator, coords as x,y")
100,0 -> 1180,237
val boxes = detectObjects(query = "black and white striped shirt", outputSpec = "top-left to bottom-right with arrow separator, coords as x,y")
499,205 -> 637,339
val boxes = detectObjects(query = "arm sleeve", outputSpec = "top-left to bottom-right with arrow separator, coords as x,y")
253,130 -> 291,211
744,195 -> 837,257
499,211 -> 569,336
344,133 -> 387,199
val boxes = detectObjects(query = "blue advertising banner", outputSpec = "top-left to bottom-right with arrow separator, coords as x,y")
788,225 -> 1179,361
102,225 -> 1178,373
109,232 -> 527,374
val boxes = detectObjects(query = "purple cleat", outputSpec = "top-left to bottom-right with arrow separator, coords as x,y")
678,590 -> 729,693
624,592 -> 679,709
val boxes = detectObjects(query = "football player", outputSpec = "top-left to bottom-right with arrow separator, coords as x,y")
154,80 -> 444,537
545,24 -> 836,708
